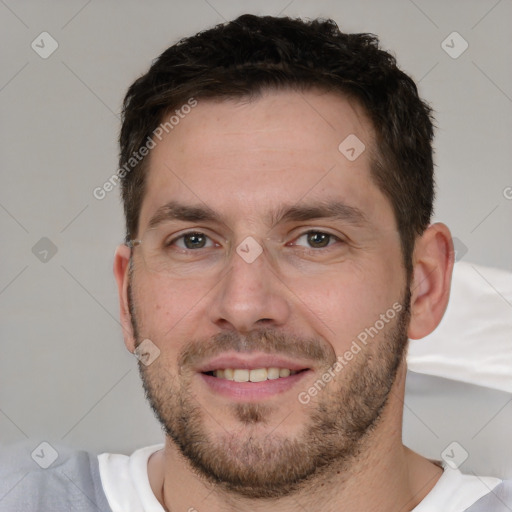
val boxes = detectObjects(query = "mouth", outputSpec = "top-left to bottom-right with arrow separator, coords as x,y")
196,353 -> 313,401
203,367 -> 306,382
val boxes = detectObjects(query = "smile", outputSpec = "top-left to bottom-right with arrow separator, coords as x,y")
204,367 -> 303,382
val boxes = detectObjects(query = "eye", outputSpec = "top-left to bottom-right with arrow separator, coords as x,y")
170,232 -> 217,250
292,230 -> 341,249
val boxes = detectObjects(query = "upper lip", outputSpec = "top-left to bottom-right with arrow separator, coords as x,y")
196,352 -> 313,373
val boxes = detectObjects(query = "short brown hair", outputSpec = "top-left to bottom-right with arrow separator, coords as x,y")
119,14 -> 436,281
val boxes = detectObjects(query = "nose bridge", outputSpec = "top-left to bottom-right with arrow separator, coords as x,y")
209,237 -> 290,331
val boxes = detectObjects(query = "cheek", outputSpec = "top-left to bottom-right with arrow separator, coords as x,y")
288,263 -> 399,350
132,275 -> 209,340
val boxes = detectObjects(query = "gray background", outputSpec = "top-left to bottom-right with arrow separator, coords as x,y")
1,0 -> 511,472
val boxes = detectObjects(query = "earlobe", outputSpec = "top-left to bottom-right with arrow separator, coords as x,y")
113,244 -> 136,353
407,223 -> 454,340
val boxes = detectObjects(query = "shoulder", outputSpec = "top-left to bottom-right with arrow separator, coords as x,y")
464,479 -> 512,511
0,441 -> 111,512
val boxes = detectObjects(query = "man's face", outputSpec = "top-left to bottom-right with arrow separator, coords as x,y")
127,90 -> 410,497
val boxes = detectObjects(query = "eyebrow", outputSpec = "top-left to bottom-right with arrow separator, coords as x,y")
269,201 -> 370,228
146,199 -> 370,231
147,201 -> 221,229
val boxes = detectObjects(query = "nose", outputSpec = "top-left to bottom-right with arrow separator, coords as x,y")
208,242 -> 291,333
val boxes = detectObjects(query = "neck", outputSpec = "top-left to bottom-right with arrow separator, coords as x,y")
148,365 -> 443,512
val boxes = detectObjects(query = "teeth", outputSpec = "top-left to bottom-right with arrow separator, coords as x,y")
233,369 -> 249,382
210,367 -> 300,381
249,368 -> 267,382
267,367 -> 280,380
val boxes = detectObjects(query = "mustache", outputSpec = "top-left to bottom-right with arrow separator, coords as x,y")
178,328 -> 337,370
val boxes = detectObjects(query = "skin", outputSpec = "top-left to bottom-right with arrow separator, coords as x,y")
114,89 -> 454,511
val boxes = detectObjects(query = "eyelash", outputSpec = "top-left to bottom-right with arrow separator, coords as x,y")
167,230 -> 343,250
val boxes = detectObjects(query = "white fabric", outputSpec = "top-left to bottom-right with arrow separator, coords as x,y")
407,261 -> 512,393
412,465 -> 501,511
98,444 -> 165,512
98,444 -> 502,512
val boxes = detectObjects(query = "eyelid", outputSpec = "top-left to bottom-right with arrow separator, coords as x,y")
164,227 -> 344,248
285,227 -> 345,242
166,229 -> 222,248
288,229 -> 342,247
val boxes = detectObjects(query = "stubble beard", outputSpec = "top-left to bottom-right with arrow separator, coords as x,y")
128,281 -> 411,499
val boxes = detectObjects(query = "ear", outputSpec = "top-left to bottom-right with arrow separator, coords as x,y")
407,222 -> 455,340
113,244 -> 136,353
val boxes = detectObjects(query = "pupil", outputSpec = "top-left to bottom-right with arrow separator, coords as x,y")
184,233 -> 206,249
308,232 -> 329,248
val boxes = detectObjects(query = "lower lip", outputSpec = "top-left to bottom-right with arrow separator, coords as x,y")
199,371 -> 311,401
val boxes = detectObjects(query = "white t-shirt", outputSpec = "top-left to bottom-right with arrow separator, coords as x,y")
98,444 -> 504,512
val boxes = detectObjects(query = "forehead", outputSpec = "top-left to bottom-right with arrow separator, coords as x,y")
138,89 -> 395,234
